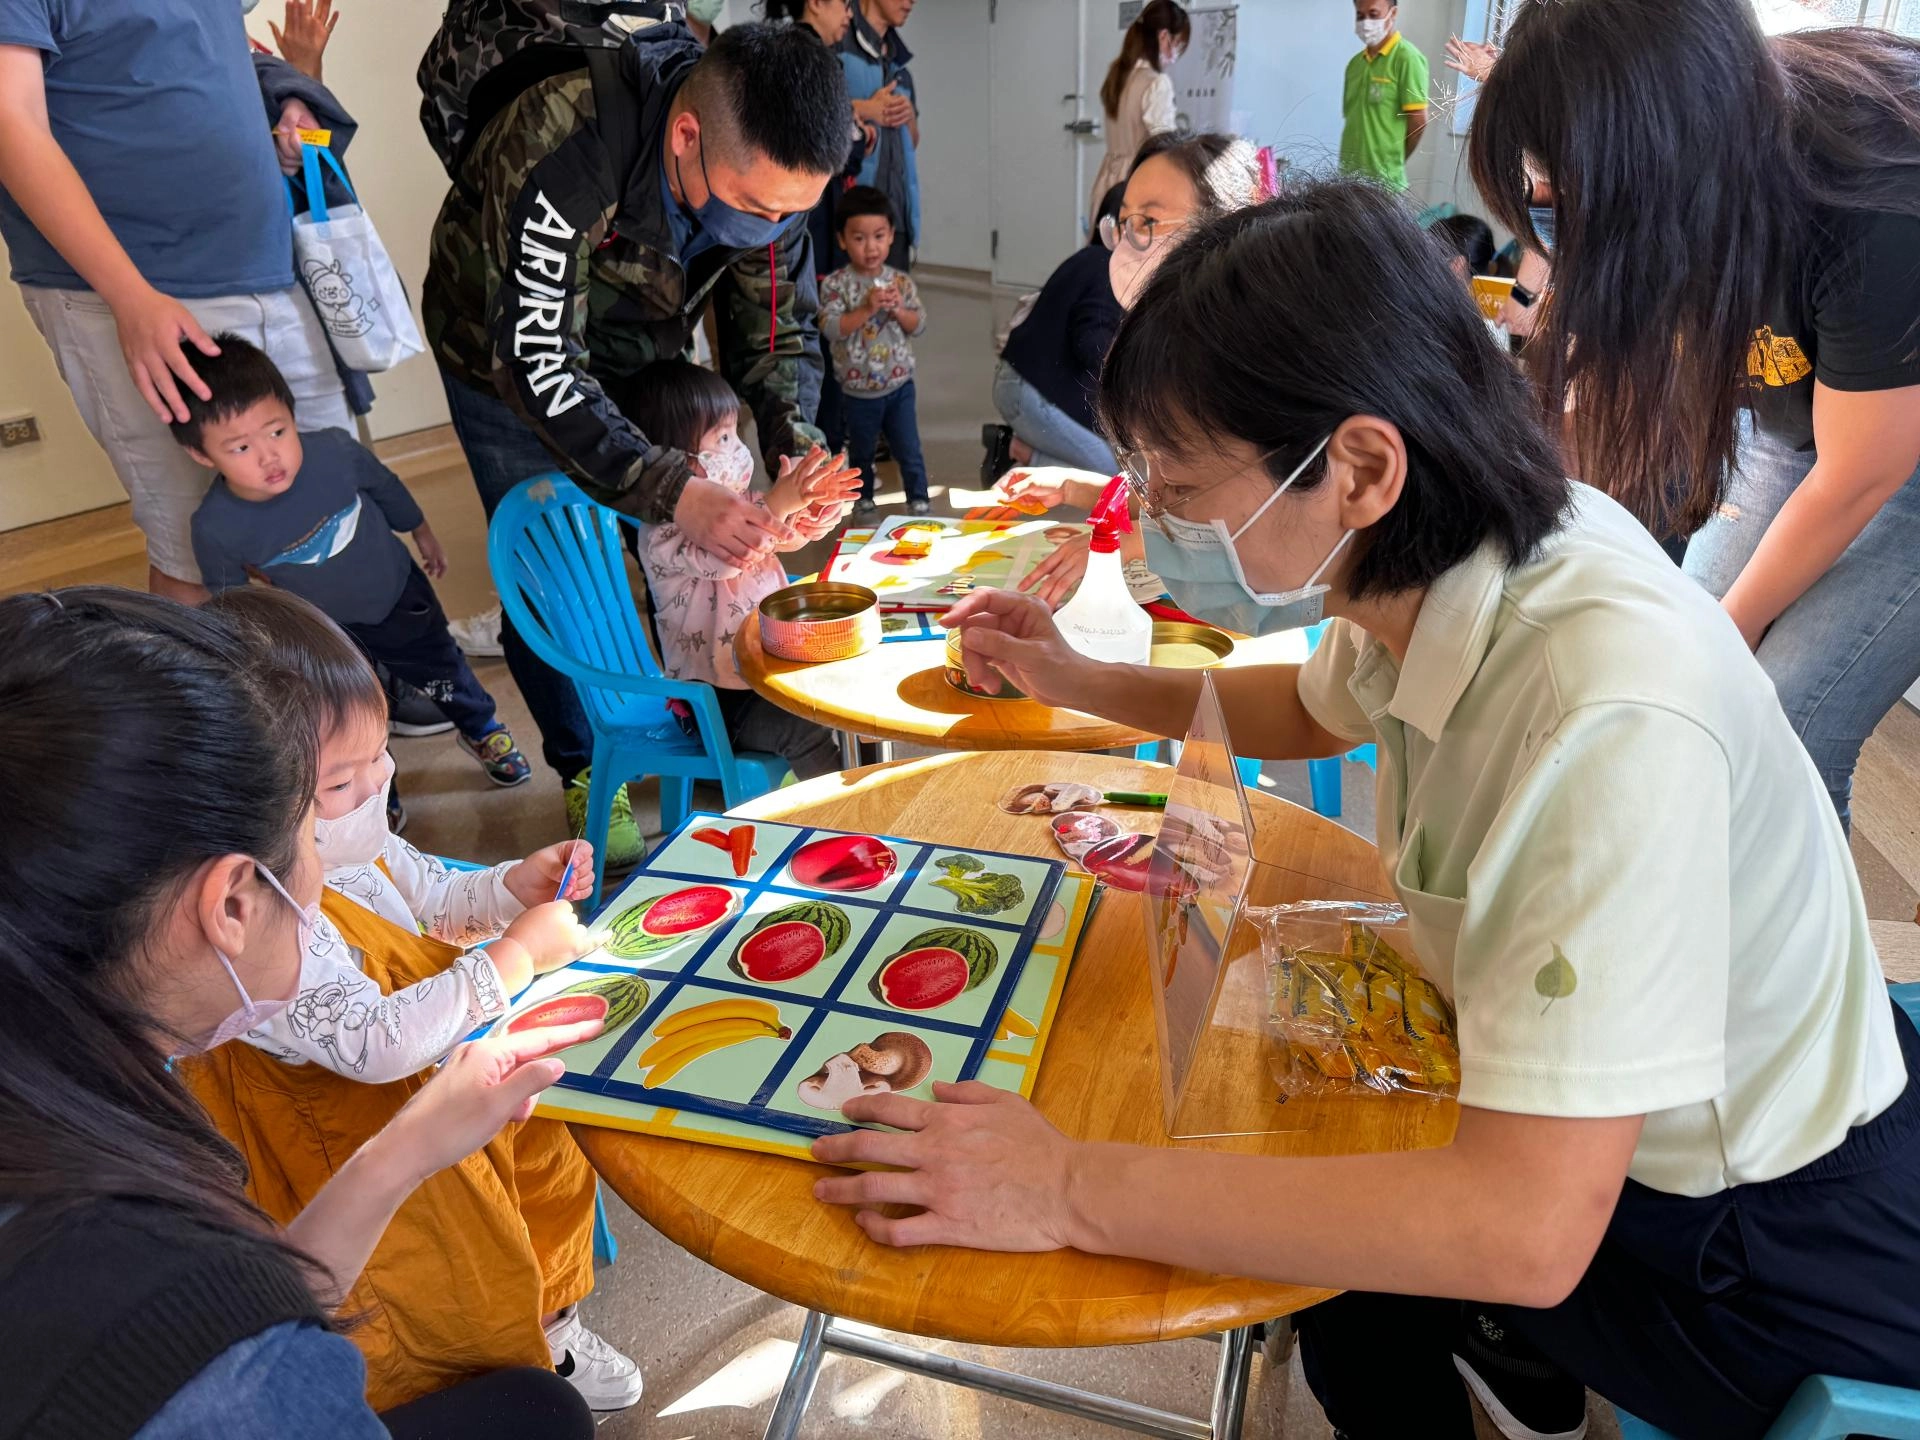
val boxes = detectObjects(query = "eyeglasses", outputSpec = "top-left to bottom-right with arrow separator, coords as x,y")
1098,212 -> 1188,254
1119,444 -> 1293,540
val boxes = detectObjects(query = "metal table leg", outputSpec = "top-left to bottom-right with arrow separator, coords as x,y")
761,1314 -> 1261,1439
762,1310 -> 829,1440
837,729 -> 863,769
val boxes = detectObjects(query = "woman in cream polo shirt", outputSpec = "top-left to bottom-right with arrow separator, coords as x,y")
805,182 -> 1920,1440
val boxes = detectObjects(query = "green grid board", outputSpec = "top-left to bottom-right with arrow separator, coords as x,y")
527,813 -> 1065,1139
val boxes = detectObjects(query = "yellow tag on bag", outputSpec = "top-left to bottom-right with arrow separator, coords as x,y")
295,127 -> 333,148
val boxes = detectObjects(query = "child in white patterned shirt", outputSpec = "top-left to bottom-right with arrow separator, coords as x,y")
627,360 -> 857,781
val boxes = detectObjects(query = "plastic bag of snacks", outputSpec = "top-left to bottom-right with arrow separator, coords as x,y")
1256,900 -> 1460,1100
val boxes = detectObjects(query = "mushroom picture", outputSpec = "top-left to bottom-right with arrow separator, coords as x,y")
795,1031 -> 934,1112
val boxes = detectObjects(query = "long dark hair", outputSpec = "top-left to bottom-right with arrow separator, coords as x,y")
1101,180 -> 1569,599
1470,0 -> 1920,537
0,590 -> 316,1251
1128,130 -> 1266,216
1101,0 -> 1190,119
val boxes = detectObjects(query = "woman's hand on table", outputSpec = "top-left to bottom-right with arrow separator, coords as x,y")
941,587 -> 1091,705
811,1082 -> 1082,1251
1019,534 -> 1090,607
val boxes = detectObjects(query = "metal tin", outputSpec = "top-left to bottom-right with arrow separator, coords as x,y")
758,581 -> 881,663
1149,620 -> 1235,668
944,627 -> 1025,699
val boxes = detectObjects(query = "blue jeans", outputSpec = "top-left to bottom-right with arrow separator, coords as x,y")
1684,418 -> 1920,831
843,380 -> 929,502
992,359 -> 1117,474
439,369 -> 595,782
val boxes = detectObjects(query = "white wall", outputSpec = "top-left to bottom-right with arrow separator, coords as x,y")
0,289 -> 127,531
896,0 -> 994,271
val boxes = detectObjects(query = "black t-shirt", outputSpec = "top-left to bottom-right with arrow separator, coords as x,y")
1749,202 -> 1920,451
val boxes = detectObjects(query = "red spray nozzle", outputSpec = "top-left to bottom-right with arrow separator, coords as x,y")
1087,475 -> 1134,553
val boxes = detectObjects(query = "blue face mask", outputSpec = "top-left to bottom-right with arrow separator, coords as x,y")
675,123 -> 791,250
1141,435 -> 1356,637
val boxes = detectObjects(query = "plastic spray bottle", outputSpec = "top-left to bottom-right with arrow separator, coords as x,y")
1052,476 -> 1154,665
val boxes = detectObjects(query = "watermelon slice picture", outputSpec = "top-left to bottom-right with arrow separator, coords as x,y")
605,884 -> 737,959
868,926 -> 1000,1011
788,834 -> 897,892
728,901 -> 852,984
505,992 -> 610,1034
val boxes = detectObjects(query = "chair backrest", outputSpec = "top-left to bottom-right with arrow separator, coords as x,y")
487,474 -> 667,729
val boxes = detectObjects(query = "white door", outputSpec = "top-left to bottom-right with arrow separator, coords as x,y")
988,0 -> 1091,289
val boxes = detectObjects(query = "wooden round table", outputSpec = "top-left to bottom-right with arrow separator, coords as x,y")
732,621 -> 1311,755
575,750 -> 1453,1359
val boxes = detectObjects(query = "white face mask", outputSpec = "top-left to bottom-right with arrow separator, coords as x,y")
696,430 -> 754,493
1356,16 -> 1392,46
313,750 -> 395,870
195,864 -> 316,1052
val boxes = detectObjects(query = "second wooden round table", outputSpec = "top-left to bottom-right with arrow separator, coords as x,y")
574,749 -> 1454,1349
732,623 -> 1312,754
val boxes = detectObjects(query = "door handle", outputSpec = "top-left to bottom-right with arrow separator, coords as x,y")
1064,119 -> 1098,135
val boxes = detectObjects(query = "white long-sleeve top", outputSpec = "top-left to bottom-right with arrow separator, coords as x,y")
242,837 -> 524,1081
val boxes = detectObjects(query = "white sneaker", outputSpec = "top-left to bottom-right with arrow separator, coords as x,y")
449,606 -> 505,658
545,1306 -> 644,1411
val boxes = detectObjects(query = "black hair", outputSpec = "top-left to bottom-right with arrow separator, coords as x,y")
625,359 -> 743,455
166,332 -> 295,453
1092,181 -> 1127,247
835,183 -> 895,234
1101,180 -> 1570,600
205,588 -> 386,746
1427,213 -> 1495,275
682,21 -> 852,177
1101,1 -> 1191,119
0,589 -> 318,1257
1470,0 -> 1920,537
1127,131 -> 1266,217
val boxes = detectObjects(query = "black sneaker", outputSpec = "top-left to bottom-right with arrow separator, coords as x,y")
852,497 -> 879,519
1452,1309 -> 1587,1440
387,679 -> 453,738
981,423 -> 1015,487
906,498 -> 933,516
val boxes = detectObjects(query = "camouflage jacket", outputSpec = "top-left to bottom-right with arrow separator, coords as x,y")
421,30 -> 824,523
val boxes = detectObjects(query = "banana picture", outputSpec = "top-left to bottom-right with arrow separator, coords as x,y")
637,1000 -> 792,1089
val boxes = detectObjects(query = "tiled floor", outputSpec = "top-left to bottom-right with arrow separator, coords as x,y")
4,270 -> 1914,1438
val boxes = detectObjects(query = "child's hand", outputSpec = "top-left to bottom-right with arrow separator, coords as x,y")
791,447 -> 864,508
870,283 -> 902,314
505,841 -> 593,909
787,503 -> 847,543
413,524 -> 448,579
503,900 -> 592,974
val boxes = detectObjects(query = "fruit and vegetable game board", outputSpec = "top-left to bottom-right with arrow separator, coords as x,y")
823,516 -> 1089,612
499,813 -> 1093,1149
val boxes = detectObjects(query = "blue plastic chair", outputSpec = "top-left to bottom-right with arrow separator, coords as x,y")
1617,1373 -> 1920,1439
1617,985 -> 1920,1438
488,475 -> 786,905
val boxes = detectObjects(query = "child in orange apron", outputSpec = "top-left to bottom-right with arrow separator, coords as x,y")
179,588 -> 643,1413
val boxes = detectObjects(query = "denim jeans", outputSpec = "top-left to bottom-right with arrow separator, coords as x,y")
1684,418 -> 1920,831
843,380 -> 929,502
439,369 -> 595,782
992,359 -> 1117,474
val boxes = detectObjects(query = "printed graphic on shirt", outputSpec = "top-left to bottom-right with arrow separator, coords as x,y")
1748,326 -> 1813,388
510,188 -> 586,419
265,497 -> 362,568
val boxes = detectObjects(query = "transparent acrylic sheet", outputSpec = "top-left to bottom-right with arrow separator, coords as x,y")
1145,674 -> 1398,1138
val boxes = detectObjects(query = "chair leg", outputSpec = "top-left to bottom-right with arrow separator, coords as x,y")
583,747 -> 618,910
1307,757 -> 1343,818
661,774 -> 694,833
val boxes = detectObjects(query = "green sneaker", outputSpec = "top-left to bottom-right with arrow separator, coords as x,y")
566,769 -> 644,871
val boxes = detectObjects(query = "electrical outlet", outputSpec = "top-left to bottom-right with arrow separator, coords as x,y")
0,414 -> 41,448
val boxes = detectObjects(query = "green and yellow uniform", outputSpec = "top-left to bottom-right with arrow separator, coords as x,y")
1339,30 -> 1429,192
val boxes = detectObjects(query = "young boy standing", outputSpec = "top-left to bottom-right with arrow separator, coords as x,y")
180,334 -> 532,787
819,186 -> 932,517
1340,1 -> 1429,193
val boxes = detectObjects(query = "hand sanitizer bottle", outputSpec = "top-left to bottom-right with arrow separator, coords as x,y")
1053,477 -> 1154,666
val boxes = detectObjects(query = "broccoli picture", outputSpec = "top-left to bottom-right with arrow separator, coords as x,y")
929,853 -> 1025,916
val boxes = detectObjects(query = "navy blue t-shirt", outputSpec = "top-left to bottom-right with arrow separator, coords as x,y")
191,428 -> 426,627
0,0 -> 293,294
